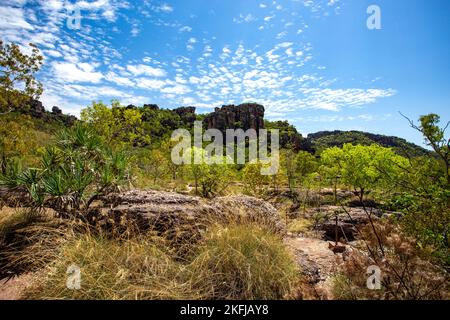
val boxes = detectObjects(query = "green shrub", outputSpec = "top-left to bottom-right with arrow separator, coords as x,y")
0,123 -> 130,219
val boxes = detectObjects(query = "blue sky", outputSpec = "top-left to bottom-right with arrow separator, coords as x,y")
1,0 -> 449,146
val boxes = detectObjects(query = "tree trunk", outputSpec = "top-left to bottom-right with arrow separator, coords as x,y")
0,153 -> 7,176
333,177 -> 338,205
359,188 -> 365,204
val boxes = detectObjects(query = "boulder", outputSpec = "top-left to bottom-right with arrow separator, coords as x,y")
51,106 -> 62,115
173,106 -> 196,124
28,99 -> 45,117
94,190 -> 285,237
306,206 -> 384,241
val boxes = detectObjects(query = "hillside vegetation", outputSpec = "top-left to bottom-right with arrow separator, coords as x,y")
307,130 -> 430,156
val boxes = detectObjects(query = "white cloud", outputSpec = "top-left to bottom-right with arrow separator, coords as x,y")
154,3 -> 173,13
131,25 -> 140,37
44,49 -> 63,58
276,31 -> 288,39
135,78 -> 167,90
298,88 -> 396,111
233,13 -> 256,24
161,84 -> 191,95
179,26 -> 192,32
0,6 -> 34,29
52,61 -> 104,83
105,71 -> 134,86
126,64 -> 167,77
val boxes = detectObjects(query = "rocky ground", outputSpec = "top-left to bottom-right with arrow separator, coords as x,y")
285,236 -> 348,299
0,188 -> 387,300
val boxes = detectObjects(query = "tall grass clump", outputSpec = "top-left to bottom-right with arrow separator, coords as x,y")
0,208 -> 69,279
24,234 -> 197,300
187,223 -> 299,300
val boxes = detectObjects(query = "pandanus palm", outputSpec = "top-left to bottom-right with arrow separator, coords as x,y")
0,123 -> 130,219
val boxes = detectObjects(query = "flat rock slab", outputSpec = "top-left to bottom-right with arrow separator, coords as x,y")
97,190 -> 286,234
285,237 -> 347,299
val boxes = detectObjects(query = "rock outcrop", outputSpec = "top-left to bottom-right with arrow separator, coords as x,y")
204,103 -> 265,133
143,104 -> 159,111
173,106 -> 196,124
285,236 -> 348,299
25,99 -> 76,126
305,206 -> 387,241
93,189 -> 285,236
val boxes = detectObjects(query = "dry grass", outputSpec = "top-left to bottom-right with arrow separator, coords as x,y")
0,207 -> 71,279
331,221 -> 450,300
187,223 -> 300,300
24,234 -> 195,300
19,221 -> 300,300
287,218 -> 313,235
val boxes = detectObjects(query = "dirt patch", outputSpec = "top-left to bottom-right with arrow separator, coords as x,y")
0,273 -> 34,300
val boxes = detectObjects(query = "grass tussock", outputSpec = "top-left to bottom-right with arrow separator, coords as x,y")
287,218 -> 313,235
0,208 -> 70,279
187,223 -> 299,300
21,221 -> 300,300
24,234 -> 195,300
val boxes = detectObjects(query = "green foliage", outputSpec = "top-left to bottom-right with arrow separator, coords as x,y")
416,114 -> 449,184
242,161 -> 270,195
321,144 -> 409,202
0,123 -> 130,218
136,148 -> 168,186
0,114 -> 40,175
81,100 -> 150,147
188,147 -> 234,197
0,40 -> 43,114
265,119 -> 306,150
295,151 -> 318,185
309,130 -> 430,157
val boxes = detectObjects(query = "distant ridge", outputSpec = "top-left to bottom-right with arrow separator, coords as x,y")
306,130 -> 430,156
18,98 -> 429,156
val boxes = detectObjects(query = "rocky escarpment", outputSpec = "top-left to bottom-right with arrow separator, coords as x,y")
204,103 -> 265,132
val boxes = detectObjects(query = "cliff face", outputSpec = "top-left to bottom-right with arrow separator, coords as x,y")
204,103 -> 265,132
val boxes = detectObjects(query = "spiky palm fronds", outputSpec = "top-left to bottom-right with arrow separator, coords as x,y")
2,123 -> 131,217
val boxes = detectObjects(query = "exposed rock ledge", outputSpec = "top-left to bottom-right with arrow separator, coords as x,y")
94,190 -> 286,234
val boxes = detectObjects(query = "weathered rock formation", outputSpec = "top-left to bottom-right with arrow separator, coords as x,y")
305,206 -> 390,241
173,106 -> 196,124
204,103 -> 265,132
90,190 -> 285,252
143,104 -> 159,111
25,99 -> 76,126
